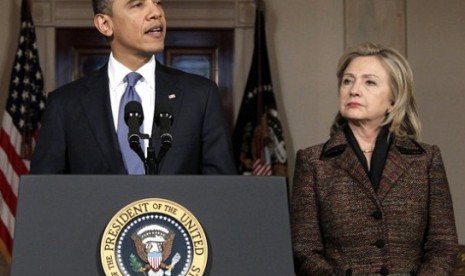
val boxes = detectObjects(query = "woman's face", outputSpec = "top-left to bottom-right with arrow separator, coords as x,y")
339,56 -> 393,128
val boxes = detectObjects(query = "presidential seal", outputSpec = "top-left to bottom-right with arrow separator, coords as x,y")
101,198 -> 208,276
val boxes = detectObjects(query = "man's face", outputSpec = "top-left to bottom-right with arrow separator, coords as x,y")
105,0 -> 166,59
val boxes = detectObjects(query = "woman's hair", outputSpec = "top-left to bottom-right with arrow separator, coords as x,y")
330,42 -> 421,141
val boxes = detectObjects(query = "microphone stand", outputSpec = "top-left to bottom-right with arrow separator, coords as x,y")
145,136 -> 157,175
125,101 -> 171,175
129,132 -> 157,175
135,133 -> 170,175
129,136 -> 147,173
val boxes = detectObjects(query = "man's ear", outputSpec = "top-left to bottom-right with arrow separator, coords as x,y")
94,14 -> 113,37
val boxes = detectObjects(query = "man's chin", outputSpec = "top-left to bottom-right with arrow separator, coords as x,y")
148,45 -> 165,55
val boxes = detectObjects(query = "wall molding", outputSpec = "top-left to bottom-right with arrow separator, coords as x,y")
32,0 -> 256,28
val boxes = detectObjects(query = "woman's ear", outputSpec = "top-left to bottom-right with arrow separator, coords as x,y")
94,14 -> 113,37
387,103 -> 394,114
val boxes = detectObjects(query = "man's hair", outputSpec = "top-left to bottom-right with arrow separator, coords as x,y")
330,42 -> 422,141
92,0 -> 113,15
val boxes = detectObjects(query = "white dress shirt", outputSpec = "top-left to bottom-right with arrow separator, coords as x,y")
108,53 -> 156,154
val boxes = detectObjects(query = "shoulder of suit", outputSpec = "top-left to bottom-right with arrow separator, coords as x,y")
296,143 -> 329,163
393,138 -> 428,155
315,133 -> 429,160
319,130 -> 349,160
47,66 -> 108,100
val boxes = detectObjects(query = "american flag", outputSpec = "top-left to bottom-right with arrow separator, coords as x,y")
0,0 -> 46,262
232,1 -> 287,177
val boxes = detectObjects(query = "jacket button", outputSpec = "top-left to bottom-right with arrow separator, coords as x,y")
379,266 -> 389,275
372,210 -> 382,220
374,239 -> 385,248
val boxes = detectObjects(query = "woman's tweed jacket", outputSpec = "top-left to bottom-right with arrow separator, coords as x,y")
291,130 -> 458,276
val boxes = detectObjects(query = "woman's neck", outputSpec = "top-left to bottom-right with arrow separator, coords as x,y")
348,122 -> 381,152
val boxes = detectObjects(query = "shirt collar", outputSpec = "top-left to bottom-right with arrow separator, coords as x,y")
108,53 -> 156,90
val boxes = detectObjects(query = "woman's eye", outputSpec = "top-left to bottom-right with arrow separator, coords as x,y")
342,79 -> 352,85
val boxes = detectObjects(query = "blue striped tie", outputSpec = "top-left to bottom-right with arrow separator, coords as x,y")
117,72 -> 145,174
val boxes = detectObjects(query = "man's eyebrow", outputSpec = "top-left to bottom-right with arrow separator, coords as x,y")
126,0 -> 141,5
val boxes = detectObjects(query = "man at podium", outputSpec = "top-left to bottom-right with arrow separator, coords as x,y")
30,0 -> 236,175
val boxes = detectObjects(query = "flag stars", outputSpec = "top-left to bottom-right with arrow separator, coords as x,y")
18,119 -> 25,129
9,105 -> 17,114
22,91 -> 30,100
17,49 -> 23,58
35,72 -> 42,79
247,90 -> 255,99
264,84 -> 273,91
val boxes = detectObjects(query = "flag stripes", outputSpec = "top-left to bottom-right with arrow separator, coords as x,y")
0,113 -> 24,260
0,0 -> 45,263
252,159 -> 272,176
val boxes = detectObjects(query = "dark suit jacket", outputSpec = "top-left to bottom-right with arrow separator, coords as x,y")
291,130 -> 458,275
30,62 -> 237,175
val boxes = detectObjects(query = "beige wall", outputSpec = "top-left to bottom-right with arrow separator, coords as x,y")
0,0 -> 463,244
407,0 -> 465,243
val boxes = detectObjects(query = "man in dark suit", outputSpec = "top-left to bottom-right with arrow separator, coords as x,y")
30,0 -> 237,175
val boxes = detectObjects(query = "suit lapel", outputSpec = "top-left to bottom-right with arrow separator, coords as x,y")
377,139 -> 418,200
324,132 -> 379,202
337,147 -> 379,202
324,131 -> 425,203
80,65 -> 126,173
153,63 -> 184,141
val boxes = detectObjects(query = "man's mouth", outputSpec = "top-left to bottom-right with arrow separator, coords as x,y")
145,26 -> 163,34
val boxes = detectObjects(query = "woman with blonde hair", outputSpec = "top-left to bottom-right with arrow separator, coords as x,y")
291,42 -> 458,275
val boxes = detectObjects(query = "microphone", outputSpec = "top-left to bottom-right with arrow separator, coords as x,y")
155,101 -> 173,147
124,101 -> 144,149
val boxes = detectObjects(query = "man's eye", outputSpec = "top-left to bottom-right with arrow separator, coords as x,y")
132,1 -> 143,8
